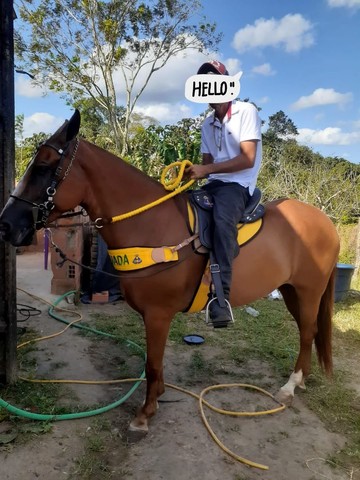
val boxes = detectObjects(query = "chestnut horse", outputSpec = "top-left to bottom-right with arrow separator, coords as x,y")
0,110 -> 340,433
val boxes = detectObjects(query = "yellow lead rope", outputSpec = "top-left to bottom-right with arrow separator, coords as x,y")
111,160 -> 194,224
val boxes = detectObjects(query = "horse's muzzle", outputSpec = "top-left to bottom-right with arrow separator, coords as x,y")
0,204 -> 36,247
0,218 -> 35,246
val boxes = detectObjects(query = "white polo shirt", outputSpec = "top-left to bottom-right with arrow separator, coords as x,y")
200,100 -> 262,195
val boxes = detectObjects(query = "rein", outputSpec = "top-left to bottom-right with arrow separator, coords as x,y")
12,135 -> 195,229
100,160 -> 195,227
46,157 -> 200,278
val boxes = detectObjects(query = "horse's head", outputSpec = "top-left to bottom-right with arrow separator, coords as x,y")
0,109 -> 81,246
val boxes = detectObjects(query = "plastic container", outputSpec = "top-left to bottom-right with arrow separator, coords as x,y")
335,263 -> 355,302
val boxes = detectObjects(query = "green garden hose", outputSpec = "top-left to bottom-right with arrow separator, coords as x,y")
0,291 -> 146,421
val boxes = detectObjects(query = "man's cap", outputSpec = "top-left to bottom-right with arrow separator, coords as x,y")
197,60 -> 229,76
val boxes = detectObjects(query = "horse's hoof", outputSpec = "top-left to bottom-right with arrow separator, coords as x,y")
127,422 -> 148,443
275,389 -> 293,407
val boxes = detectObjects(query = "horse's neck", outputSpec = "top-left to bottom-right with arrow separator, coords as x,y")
79,141 -> 164,216
78,141 -> 185,247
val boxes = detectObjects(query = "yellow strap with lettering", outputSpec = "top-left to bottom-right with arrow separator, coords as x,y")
108,246 -> 179,271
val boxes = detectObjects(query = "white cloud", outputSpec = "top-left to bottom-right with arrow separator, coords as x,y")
327,0 -> 360,9
258,96 -> 270,104
80,33 -> 242,109
251,63 -> 276,76
130,54 -> 241,124
137,56 -> 201,103
224,58 -> 243,75
292,88 -> 353,110
23,113 -> 64,138
297,127 -> 360,145
15,76 -> 46,98
124,53 -> 200,104
112,49 -> 240,123
134,102 -> 193,124
232,14 -> 315,53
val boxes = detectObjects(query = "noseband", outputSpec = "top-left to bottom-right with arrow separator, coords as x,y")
10,138 -> 80,229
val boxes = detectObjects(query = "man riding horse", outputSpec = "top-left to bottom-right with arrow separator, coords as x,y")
185,60 -> 263,326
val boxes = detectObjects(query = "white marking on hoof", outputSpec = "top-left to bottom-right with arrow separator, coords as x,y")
141,400 -> 160,410
277,370 -> 304,405
128,421 -> 149,433
275,389 -> 294,407
299,377 -> 306,390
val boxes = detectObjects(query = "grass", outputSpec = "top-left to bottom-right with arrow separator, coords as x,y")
165,294 -> 360,472
86,291 -> 360,475
1,290 -> 359,475
0,328 -> 69,423
230,295 -> 360,472
70,418 -> 129,480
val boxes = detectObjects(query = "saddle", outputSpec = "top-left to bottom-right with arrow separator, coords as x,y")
188,187 -> 265,251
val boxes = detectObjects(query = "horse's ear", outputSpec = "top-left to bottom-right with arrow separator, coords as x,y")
65,109 -> 81,141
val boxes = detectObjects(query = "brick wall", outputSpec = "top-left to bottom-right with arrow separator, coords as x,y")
50,214 -> 87,295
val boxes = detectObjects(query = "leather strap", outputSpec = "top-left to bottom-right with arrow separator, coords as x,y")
209,251 -> 226,307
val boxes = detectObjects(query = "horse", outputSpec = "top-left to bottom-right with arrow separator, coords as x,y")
0,109 -> 340,434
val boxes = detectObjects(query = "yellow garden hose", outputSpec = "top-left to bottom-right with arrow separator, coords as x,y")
18,375 -> 285,470
9,287 -> 286,470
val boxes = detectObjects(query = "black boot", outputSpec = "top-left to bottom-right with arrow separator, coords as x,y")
209,298 -> 232,328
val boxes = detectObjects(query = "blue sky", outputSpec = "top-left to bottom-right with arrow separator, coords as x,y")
15,0 -> 360,164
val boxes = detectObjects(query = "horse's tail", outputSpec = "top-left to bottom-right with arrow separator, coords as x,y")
314,266 -> 336,376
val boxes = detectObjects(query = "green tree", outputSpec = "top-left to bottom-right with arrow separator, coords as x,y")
259,136 -> 360,224
72,96 -> 125,153
15,114 -> 25,174
15,0 -> 221,155
266,110 -> 298,139
15,132 -> 48,179
130,116 -> 202,177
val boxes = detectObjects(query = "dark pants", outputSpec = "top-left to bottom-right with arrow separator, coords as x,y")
203,180 -> 250,298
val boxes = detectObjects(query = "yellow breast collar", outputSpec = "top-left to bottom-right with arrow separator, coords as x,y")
108,246 -> 179,271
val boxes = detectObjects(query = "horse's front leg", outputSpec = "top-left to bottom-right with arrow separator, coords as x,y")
129,309 -> 173,434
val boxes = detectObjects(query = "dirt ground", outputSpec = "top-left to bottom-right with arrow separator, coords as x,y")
0,252 -> 357,480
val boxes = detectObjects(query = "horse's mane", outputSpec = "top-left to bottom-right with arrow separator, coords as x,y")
80,138 -> 162,188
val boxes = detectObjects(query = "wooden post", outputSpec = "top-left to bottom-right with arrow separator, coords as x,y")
0,1 -> 17,383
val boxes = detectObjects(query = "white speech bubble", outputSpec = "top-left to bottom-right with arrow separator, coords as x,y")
185,71 -> 243,104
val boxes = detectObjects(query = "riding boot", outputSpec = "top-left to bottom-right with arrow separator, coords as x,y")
209,268 -> 233,327
209,298 -> 232,328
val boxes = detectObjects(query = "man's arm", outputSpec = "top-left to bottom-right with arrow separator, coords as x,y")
185,140 -> 258,180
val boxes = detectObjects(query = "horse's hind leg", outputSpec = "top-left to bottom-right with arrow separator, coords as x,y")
129,309 -> 172,434
276,285 -> 320,406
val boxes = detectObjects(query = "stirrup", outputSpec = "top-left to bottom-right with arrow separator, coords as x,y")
205,297 -> 235,327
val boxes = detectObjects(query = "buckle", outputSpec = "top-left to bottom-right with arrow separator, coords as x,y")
210,263 -> 220,274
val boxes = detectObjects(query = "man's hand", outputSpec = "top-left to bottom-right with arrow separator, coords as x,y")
184,164 -> 210,180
